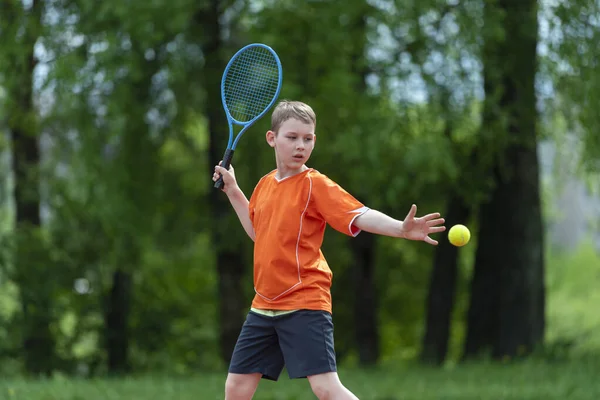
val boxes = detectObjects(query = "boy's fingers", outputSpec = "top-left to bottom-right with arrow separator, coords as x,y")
429,226 -> 446,234
406,204 -> 417,220
427,218 -> 445,227
215,165 -> 234,173
425,236 -> 438,245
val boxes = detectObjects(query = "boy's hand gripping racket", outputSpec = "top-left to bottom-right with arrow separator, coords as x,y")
214,43 -> 283,190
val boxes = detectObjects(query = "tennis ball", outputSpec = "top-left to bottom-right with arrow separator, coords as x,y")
448,224 -> 471,247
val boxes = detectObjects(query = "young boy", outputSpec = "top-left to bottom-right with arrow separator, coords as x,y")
212,100 -> 446,400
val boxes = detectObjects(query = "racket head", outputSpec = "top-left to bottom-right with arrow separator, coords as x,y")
220,43 -> 283,130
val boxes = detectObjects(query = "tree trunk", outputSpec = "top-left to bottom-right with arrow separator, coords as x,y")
464,0 -> 544,360
421,194 -> 470,364
196,0 -> 247,363
463,206 -> 500,358
351,232 -> 379,366
105,268 -> 133,374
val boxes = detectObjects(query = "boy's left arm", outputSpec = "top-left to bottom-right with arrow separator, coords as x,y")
353,204 -> 446,245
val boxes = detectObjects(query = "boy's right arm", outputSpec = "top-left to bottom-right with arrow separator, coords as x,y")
213,163 -> 256,241
224,185 -> 256,241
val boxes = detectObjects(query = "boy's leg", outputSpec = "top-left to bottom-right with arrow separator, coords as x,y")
275,310 -> 359,400
225,373 -> 262,400
226,311 -> 285,399
307,372 -> 359,400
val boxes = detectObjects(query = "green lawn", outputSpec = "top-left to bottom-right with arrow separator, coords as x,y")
1,359 -> 599,400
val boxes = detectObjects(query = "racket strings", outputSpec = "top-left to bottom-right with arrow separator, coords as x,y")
226,53 -> 278,120
224,46 -> 280,123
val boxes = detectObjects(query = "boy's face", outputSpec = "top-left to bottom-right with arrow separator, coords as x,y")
267,118 -> 316,170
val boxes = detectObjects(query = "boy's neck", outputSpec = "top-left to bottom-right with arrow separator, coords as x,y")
275,165 -> 309,181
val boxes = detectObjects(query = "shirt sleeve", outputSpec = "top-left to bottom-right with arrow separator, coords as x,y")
310,171 -> 369,237
249,196 -> 256,227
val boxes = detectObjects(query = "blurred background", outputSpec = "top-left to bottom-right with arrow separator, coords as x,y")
1,0 -> 600,398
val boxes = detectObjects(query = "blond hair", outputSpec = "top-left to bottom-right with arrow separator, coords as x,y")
271,100 -> 316,134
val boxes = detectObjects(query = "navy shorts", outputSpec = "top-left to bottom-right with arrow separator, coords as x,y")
228,310 -> 337,381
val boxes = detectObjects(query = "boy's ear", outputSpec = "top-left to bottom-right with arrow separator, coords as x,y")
266,130 -> 276,147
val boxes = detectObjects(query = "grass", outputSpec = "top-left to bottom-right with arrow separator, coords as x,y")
1,359 -> 600,400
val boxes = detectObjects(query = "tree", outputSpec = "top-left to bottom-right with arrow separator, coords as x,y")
377,0 -> 482,365
191,0 -> 250,363
43,0 -> 193,373
0,0 -> 59,376
345,1 -> 382,367
421,92 -> 473,364
464,0 -> 545,359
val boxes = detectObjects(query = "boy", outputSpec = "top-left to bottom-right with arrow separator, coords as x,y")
212,100 -> 445,400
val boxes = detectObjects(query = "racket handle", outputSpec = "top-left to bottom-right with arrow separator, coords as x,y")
214,149 -> 235,190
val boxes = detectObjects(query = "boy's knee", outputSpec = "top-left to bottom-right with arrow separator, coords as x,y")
308,376 -> 338,400
310,382 -> 333,400
309,372 -> 357,400
225,373 -> 260,400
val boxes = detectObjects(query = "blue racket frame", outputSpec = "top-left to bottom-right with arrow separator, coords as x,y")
214,43 -> 283,189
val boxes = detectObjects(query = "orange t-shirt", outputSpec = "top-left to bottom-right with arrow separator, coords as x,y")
248,168 -> 368,314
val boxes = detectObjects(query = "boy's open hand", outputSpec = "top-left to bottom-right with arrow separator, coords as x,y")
213,162 -> 238,194
400,204 -> 446,245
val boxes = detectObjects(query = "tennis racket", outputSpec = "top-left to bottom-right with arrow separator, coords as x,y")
214,43 -> 283,190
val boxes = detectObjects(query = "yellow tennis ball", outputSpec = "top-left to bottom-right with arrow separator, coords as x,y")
448,224 -> 471,247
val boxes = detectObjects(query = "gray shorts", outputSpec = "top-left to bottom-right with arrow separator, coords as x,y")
228,309 -> 337,381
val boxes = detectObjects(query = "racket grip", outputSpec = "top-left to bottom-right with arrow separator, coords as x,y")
214,149 -> 235,190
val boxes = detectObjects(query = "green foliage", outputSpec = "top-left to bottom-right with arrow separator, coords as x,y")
28,0 -> 221,374
130,233 -> 222,373
542,0 -> 600,172
545,239 -> 600,358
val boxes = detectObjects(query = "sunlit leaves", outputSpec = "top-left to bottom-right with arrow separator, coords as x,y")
542,0 -> 600,172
